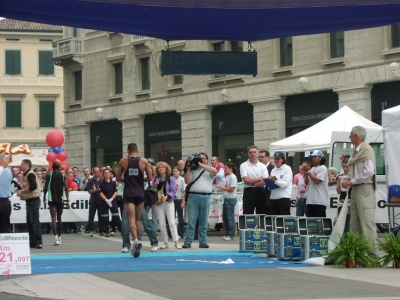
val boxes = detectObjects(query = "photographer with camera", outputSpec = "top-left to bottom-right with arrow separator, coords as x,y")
181,152 -> 217,249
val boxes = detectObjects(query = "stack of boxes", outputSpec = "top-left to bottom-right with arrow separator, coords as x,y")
298,218 -> 333,260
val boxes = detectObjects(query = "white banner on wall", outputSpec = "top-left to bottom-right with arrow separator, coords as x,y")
10,192 -> 244,224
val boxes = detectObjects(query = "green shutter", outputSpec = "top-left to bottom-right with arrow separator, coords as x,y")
39,51 -> 54,75
74,71 -> 82,101
141,58 -> 150,90
114,63 -> 123,94
392,24 -> 400,48
6,101 -> 21,127
280,37 -> 292,67
330,32 -> 344,58
5,50 -> 21,75
39,101 -> 55,127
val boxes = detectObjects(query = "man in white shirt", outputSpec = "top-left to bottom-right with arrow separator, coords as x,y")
258,149 -> 274,215
240,146 -> 268,214
342,126 -> 377,251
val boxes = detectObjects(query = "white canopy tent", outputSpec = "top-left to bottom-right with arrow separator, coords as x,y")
9,154 -> 48,168
382,105 -> 400,186
270,105 -> 383,153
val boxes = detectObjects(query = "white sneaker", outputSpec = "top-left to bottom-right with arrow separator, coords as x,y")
110,232 -> 115,236
223,236 -> 232,241
121,246 -> 130,253
160,244 -> 169,249
58,236 -> 62,245
151,246 -> 158,252
53,235 -> 59,246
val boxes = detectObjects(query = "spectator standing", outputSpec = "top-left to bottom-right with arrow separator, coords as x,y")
177,160 -> 185,177
79,167 -> 92,191
43,161 -> 69,245
151,162 -> 181,249
328,167 -> 338,187
293,165 -> 302,187
182,152 -> 217,249
258,149 -> 274,215
87,167 -> 103,236
268,152 -> 293,215
335,155 -> 351,232
342,126 -> 377,251
173,166 -> 185,239
72,167 -> 82,187
17,159 -> 43,249
99,169 -> 121,237
0,154 -> 12,233
295,161 -> 310,217
240,146 -> 268,214
303,150 -> 329,217
216,162 -> 238,241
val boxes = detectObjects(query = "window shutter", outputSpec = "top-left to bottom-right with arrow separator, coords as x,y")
392,24 -> 400,48
39,51 -> 54,75
74,71 -> 82,101
39,101 -> 55,127
6,101 -> 21,127
280,37 -> 292,67
141,58 -> 150,90
114,63 -> 123,94
5,50 -> 21,75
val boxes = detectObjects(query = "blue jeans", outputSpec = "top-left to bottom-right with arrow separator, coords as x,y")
140,206 -> 158,236
184,194 -> 211,245
296,199 -> 308,217
223,197 -> 237,239
26,198 -> 42,246
122,204 -> 158,249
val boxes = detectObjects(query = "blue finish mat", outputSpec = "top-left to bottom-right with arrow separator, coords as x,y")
31,251 -> 310,274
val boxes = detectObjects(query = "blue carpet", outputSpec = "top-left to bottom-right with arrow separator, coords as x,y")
31,251 -> 310,274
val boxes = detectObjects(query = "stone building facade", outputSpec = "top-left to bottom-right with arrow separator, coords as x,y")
0,19 -> 64,156
53,26 -> 400,170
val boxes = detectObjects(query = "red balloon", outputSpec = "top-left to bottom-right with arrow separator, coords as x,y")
46,152 -> 57,163
57,151 -> 68,161
60,163 -> 69,171
46,130 -> 64,148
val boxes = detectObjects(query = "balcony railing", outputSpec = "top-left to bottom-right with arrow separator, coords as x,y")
52,38 -> 83,59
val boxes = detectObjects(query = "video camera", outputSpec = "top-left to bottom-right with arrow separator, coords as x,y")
185,153 -> 203,171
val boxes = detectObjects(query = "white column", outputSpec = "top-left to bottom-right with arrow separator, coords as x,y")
119,115 -> 145,154
334,84 -> 372,119
177,106 -> 212,159
63,123 -> 90,169
249,96 -> 286,151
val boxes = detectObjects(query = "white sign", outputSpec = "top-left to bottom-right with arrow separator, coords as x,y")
0,233 -> 31,275
10,192 -> 245,224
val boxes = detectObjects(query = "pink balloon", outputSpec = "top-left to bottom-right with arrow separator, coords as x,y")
46,152 -> 57,163
57,151 -> 68,161
60,163 -> 69,171
46,130 -> 65,148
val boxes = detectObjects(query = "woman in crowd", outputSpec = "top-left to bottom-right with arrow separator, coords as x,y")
303,150 -> 329,217
99,169 -> 121,237
335,155 -> 351,232
67,170 -> 78,191
173,166 -> 185,239
268,152 -> 293,215
216,162 -> 238,241
295,161 -> 310,217
151,162 -> 181,249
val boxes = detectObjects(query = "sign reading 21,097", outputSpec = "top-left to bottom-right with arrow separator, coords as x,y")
0,233 -> 31,275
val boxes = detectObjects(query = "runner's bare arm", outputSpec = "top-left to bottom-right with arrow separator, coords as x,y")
116,157 -> 127,181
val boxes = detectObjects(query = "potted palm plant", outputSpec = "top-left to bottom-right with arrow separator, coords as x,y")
327,232 -> 379,268
378,232 -> 400,268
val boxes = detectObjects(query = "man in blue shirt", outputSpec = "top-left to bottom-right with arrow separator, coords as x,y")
0,154 -> 13,233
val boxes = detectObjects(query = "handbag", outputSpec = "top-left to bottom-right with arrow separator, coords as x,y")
155,190 -> 164,206
183,170 -> 205,204
144,186 -> 159,206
